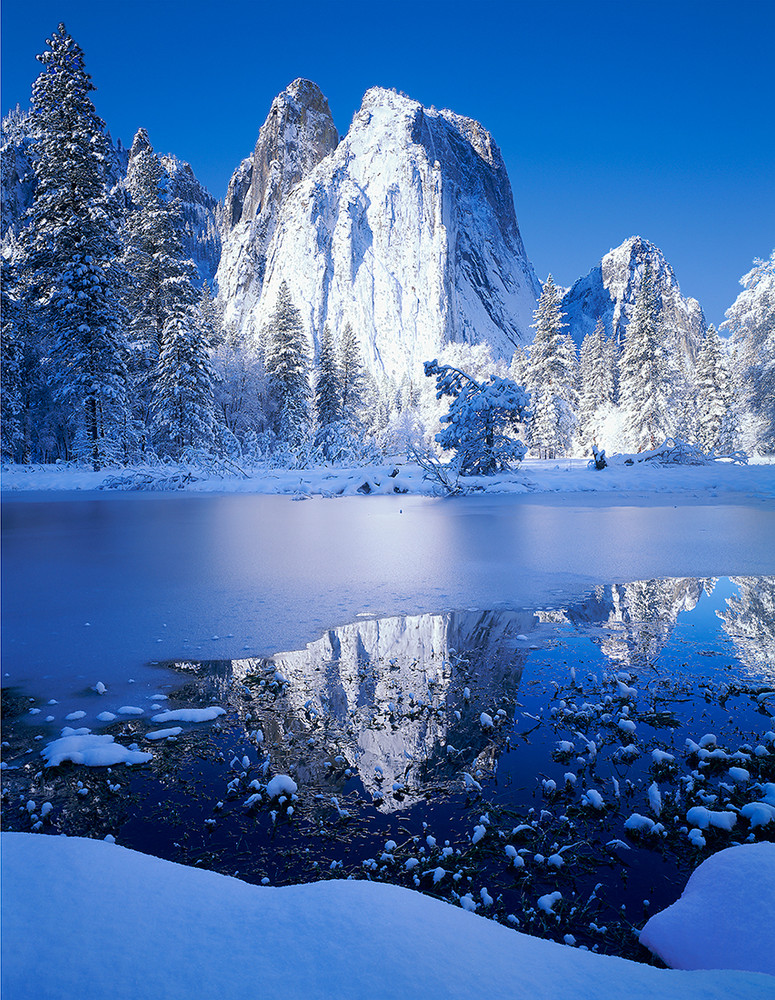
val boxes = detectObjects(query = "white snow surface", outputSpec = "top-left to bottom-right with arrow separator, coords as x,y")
640,843 -> 775,975
2,457 -> 774,500
150,707 -> 225,723
3,834 -> 772,1000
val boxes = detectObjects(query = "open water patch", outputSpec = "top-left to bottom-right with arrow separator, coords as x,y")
2,576 -> 774,963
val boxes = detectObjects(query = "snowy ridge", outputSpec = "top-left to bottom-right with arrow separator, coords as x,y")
562,236 -> 706,357
217,85 -> 541,379
158,153 -> 221,285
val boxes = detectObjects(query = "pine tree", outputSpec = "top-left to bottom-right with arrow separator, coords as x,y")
122,127 -> 219,457
151,301 -> 218,458
123,128 -> 168,383
723,251 -> 775,454
28,24 -> 131,469
264,282 -> 312,449
527,275 -> 578,458
694,324 -> 736,453
577,317 -> 616,450
339,321 -> 366,428
618,260 -> 669,451
1,267 -> 25,461
314,324 -> 343,458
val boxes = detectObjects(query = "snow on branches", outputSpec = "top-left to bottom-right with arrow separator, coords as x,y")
424,360 -> 530,475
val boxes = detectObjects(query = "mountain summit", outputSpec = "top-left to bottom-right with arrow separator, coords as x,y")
561,235 -> 706,358
217,84 -> 541,380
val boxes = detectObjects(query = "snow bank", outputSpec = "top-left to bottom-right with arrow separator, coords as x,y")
3,834 -> 771,1000
265,774 -> 298,798
2,457 -> 774,502
640,843 -> 775,975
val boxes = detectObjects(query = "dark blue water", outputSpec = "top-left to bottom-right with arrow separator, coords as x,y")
3,575 -> 774,963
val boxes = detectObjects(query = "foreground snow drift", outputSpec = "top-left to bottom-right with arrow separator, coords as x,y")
2,834 -> 772,1000
640,843 -> 775,975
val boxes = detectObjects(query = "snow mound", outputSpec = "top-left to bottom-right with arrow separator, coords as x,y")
640,843 -> 775,975
41,733 -> 152,767
150,707 -> 225,723
266,774 -> 298,798
4,833 -> 771,1000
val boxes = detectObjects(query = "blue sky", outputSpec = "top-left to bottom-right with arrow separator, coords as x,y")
2,0 -> 773,327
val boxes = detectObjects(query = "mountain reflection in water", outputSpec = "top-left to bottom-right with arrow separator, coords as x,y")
163,576 -> 774,813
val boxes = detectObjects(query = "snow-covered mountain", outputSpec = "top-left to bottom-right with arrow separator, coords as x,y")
561,236 -> 706,357
217,82 -> 541,380
0,108 -> 36,239
217,79 -> 340,333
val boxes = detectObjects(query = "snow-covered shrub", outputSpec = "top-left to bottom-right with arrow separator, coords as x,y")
423,360 -> 530,475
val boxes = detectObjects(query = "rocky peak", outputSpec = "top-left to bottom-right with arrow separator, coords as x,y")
562,235 -> 706,358
221,78 -> 339,235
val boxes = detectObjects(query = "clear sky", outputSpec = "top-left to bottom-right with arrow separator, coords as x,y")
2,0 -> 773,328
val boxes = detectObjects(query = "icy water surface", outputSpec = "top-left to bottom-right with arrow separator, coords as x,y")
3,492 -> 775,714
3,575 -> 774,963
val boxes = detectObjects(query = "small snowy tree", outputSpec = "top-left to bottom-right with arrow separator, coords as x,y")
424,360 -> 530,475
338,321 -> 367,429
151,301 -> 218,458
527,275 -> 578,458
314,324 -> 345,459
264,282 -> 312,449
577,316 -> 616,451
694,324 -> 737,453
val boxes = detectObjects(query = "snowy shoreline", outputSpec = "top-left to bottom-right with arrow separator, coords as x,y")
2,458 -> 775,505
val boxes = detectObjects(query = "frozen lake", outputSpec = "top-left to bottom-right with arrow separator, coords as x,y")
3,491 -> 775,711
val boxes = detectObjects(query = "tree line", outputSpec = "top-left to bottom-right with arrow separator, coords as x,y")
2,26 -> 773,472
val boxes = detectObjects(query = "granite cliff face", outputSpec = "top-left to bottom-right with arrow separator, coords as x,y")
217,79 -> 339,328
217,83 -> 541,379
561,235 -> 706,358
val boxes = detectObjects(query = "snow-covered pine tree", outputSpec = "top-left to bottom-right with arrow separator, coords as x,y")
509,345 -> 529,388
122,127 -> 219,457
618,259 -> 670,450
576,316 -> 616,451
424,360 -> 530,475
151,297 -> 218,458
694,324 -> 736,453
0,268 -> 25,461
123,129 -> 168,386
723,251 -> 775,454
264,281 -> 312,449
527,275 -> 578,458
339,321 -> 367,429
313,324 -> 343,459
28,24 -> 131,469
